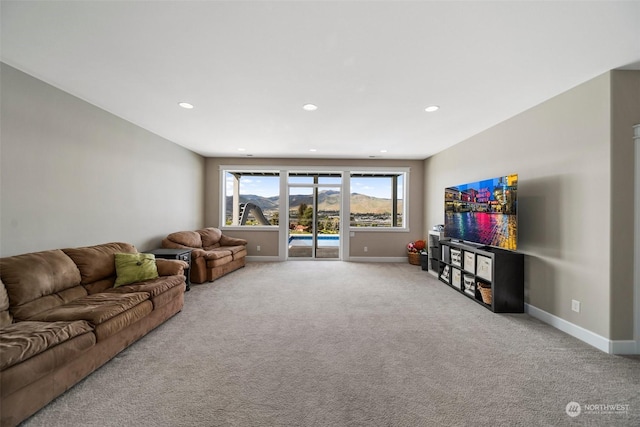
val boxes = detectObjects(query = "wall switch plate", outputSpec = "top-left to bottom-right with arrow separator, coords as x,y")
571,299 -> 580,313
256,245 -> 261,251
364,246 -> 368,252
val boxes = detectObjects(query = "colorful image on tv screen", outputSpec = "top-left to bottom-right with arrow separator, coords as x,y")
444,174 -> 518,251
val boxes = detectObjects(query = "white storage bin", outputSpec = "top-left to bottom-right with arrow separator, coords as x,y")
464,252 -> 475,273
440,265 -> 450,282
463,274 -> 475,296
477,255 -> 493,281
451,248 -> 462,267
452,268 -> 461,289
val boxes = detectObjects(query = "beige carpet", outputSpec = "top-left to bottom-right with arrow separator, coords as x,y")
22,262 -> 640,426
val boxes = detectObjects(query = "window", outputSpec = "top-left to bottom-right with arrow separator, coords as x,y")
223,171 -> 280,226
220,167 -> 408,230
350,172 -> 406,228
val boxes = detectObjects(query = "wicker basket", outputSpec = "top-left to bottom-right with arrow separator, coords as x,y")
478,282 -> 492,304
408,252 -> 420,265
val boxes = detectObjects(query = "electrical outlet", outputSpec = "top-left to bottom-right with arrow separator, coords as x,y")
571,299 -> 580,313
256,245 -> 261,252
364,246 -> 368,252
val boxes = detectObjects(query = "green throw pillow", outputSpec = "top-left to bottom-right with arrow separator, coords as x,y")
114,253 -> 159,287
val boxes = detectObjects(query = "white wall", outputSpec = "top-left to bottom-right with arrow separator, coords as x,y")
0,63 -> 205,256
424,73 -> 613,338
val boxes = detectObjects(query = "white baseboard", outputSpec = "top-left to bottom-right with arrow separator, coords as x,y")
348,257 -> 408,263
245,256 -> 281,262
246,256 -> 409,263
609,340 -> 639,355
525,304 -> 639,355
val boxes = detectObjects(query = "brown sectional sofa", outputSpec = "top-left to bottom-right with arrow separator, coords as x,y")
162,227 -> 247,284
0,242 -> 188,427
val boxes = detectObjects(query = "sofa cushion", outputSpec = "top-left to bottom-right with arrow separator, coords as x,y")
26,292 -> 149,325
0,279 -> 11,327
9,288 -> 90,322
0,320 -> 94,371
205,253 -> 233,268
63,242 -> 137,285
0,250 -> 85,321
142,284 -> 184,311
166,231 -> 202,248
0,250 -> 82,308
57,285 -> 89,304
0,331 -> 96,399
232,249 -> 247,261
203,249 -> 232,260
93,300 -> 153,341
84,278 -> 116,295
198,227 -> 222,248
221,245 -> 246,255
106,275 -> 185,299
114,253 -> 159,287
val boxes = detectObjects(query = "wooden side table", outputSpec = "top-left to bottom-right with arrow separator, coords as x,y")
148,248 -> 191,291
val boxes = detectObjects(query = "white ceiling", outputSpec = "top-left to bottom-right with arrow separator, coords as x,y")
2,1 -> 639,160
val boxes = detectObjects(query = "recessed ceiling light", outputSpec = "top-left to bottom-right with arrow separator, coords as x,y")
309,148 -> 317,152
178,102 -> 194,109
425,105 -> 439,112
380,150 -> 388,153
238,148 -> 246,151
302,103 -> 318,111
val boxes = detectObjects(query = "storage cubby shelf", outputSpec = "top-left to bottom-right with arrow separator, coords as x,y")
427,230 -> 443,278
438,239 -> 524,313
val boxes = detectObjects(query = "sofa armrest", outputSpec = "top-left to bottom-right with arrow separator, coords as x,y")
201,249 -> 233,260
220,235 -> 248,246
155,259 -> 188,276
190,248 -> 208,259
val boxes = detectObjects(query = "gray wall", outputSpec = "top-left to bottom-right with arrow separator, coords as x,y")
205,157 -> 424,258
424,71 -> 639,340
0,63 -> 205,256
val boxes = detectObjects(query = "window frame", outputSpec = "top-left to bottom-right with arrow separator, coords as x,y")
348,169 -> 409,231
219,166 -> 410,232
220,168 -> 281,230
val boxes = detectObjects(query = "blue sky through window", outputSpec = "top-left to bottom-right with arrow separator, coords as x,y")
225,174 -> 280,198
225,173 -> 403,199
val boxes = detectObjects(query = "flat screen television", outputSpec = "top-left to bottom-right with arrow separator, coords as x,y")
444,174 -> 518,251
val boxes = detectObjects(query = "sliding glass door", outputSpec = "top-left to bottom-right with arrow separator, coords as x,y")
287,173 -> 341,259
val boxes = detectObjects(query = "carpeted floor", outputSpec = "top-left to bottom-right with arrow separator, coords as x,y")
22,262 -> 640,426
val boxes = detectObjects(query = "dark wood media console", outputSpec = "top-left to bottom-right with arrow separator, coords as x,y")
437,239 -> 524,313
